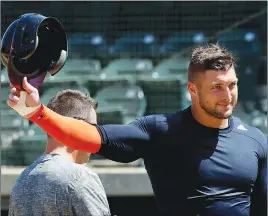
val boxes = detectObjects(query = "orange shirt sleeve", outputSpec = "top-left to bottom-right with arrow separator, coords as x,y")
29,105 -> 102,153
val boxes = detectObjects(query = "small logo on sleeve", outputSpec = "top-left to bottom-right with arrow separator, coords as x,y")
237,124 -> 248,131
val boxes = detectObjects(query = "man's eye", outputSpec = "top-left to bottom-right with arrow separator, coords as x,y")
213,85 -> 221,90
229,83 -> 236,88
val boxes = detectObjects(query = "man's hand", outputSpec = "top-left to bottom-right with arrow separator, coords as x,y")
7,77 -> 42,118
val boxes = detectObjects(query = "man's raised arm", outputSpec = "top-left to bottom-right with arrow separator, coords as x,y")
29,105 -> 155,162
29,104 -> 102,153
8,77 -> 155,162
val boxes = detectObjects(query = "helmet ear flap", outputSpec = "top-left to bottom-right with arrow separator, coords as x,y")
48,50 -> 67,76
45,18 -> 68,76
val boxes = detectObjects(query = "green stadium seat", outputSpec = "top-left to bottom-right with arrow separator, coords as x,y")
151,57 -> 189,81
95,83 -> 147,124
137,57 -> 191,115
217,30 -> 263,105
101,58 -> 153,78
26,123 -> 46,136
1,123 -> 46,166
217,29 -> 262,57
1,110 -> 30,158
43,71 -> 82,88
85,58 -> 153,96
110,32 -> 160,58
1,84 -> 11,110
161,31 -> 207,55
1,68 -> 9,85
68,33 -> 108,58
12,136 -> 46,166
137,77 -> 190,115
1,129 -> 19,149
251,110 -> 267,136
22,135 -> 47,165
1,110 -> 29,130
90,99 -> 143,166
6,124 -> 46,166
97,106 -> 125,125
45,58 -> 101,85
1,144 -> 25,165
233,102 -> 253,125
62,58 -> 101,74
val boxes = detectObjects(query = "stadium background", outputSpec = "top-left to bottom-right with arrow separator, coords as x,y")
1,1 -> 267,216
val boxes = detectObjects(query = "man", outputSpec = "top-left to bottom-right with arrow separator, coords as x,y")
8,44 -> 267,216
8,90 -> 111,216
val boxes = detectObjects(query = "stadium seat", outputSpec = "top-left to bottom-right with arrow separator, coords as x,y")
251,110 -> 267,136
11,124 -> 47,166
217,30 -> 263,105
101,58 -> 153,77
109,32 -> 160,57
160,31 -> 207,55
94,83 -> 147,124
217,29 -> 262,57
256,85 -> 267,114
1,110 -> 31,165
1,110 -> 29,130
20,135 -> 47,166
85,58 -> 153,96
1,68 -> 9,85
90,93 -> 144,166
44,58 -> 102,87
60,58 -> 101,75
97,107 -> 125,125
1,84 -> 11,110
1,109 -> 30,147
137,78 -> 190,115
68,33 -> 108,58
1,144 -> 26,165
1,130 -> 16,148
150,57 -> 189,81
233,102 -> 253,125
137,57 -> 191,115
233,102 -> 267,136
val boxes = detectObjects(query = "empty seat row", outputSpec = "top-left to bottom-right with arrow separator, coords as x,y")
1,57 -> 188,81
67,29 -> 263,58
2,54 -> 263,106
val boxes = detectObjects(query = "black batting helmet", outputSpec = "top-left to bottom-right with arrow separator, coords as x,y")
1,13 -> 68,89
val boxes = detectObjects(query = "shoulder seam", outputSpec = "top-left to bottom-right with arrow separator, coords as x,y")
233,130 -> 266,154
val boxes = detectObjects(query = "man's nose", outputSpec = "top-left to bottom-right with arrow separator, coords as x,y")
224,87 -> 232,102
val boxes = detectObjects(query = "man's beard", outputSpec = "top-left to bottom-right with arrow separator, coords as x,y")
199,100 -> 236,120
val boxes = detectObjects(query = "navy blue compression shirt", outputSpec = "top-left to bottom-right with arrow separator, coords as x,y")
96,106 -> 267,216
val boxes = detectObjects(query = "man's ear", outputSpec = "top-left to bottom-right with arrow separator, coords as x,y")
187,82 -> 197,96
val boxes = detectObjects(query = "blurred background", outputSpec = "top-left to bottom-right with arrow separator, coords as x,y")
1,1 -> 267,215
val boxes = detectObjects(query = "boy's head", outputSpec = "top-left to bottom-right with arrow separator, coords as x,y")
47,89 -> 98,163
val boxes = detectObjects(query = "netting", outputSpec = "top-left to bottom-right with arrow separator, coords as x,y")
1,1 -> 267,166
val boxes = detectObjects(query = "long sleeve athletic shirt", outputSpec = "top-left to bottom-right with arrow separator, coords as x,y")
30,106 -> 267,216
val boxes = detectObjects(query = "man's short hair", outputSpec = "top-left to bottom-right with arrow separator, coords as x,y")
188,44 -> 236,82
46,89 -> 98,124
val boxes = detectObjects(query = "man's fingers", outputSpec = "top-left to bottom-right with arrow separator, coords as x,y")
22,77 -> 36,94
10,87 -> 20,95
9,93 -> 20,102
7,99 -> 17,107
